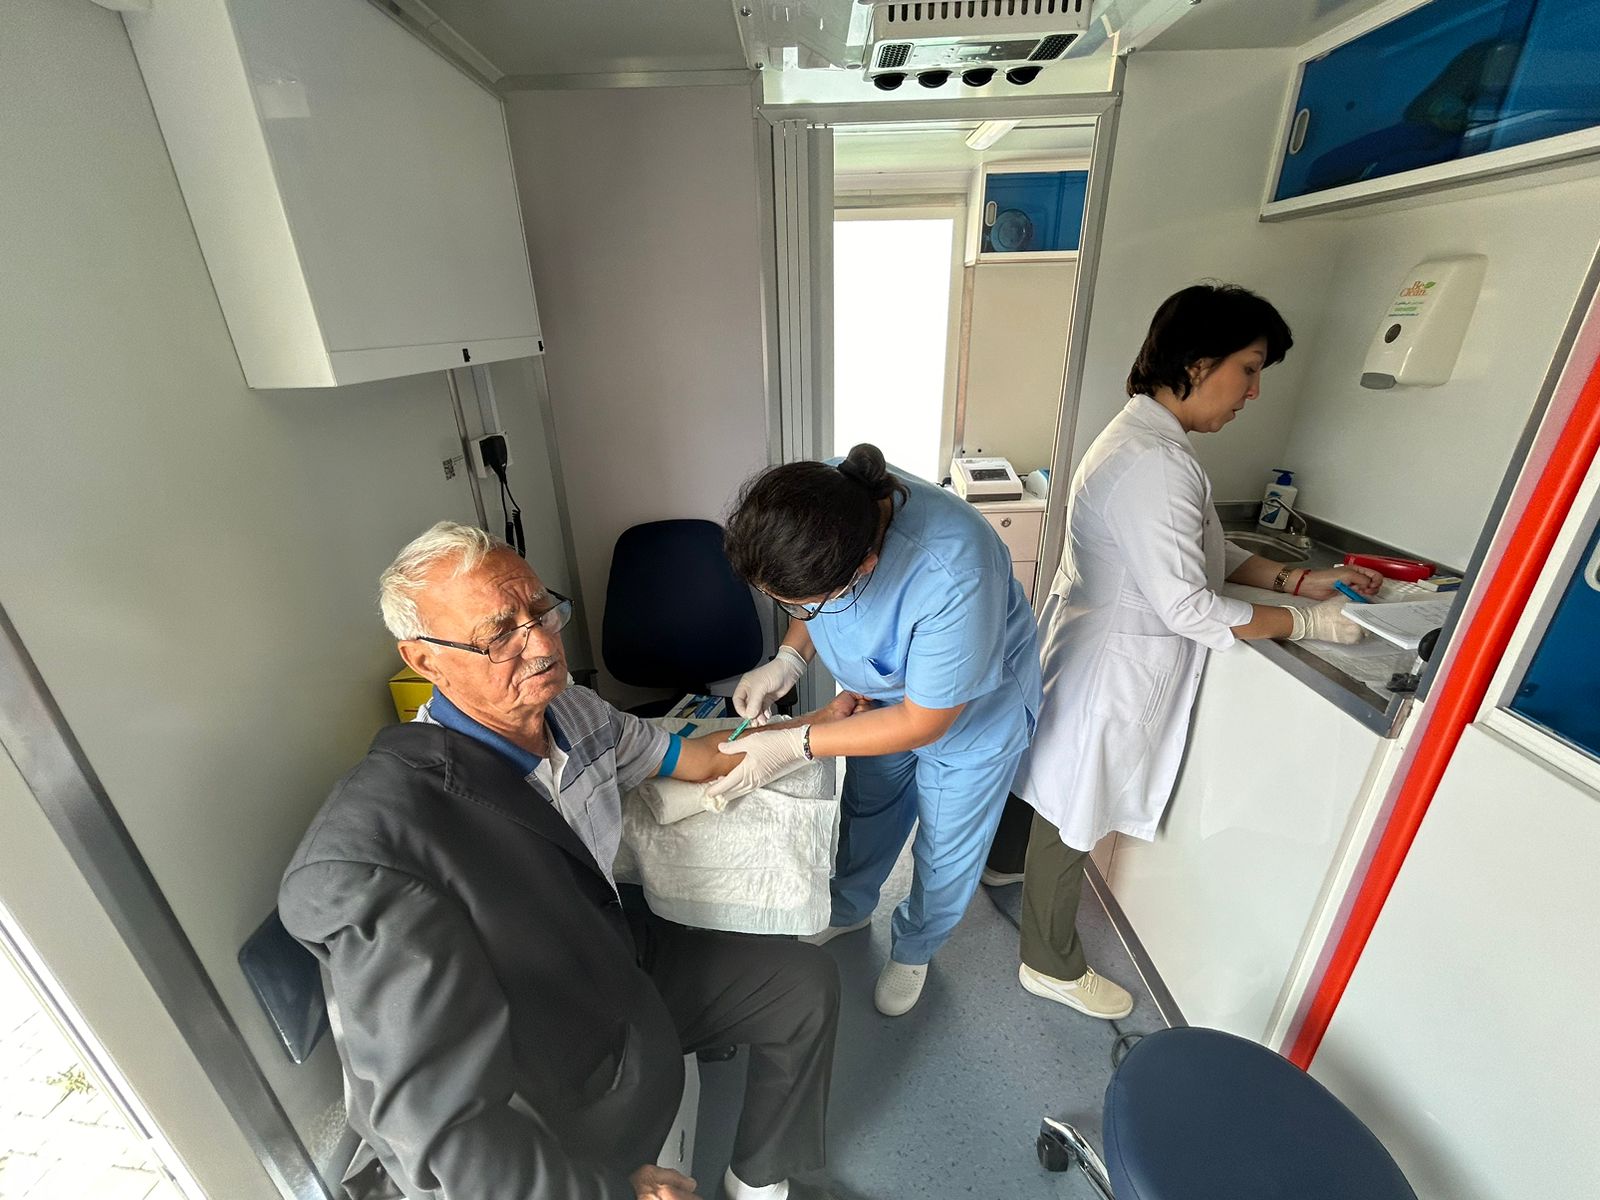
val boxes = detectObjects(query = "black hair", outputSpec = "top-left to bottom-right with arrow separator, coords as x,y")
1126,283 -> 1294,401
724,443 -> 908,600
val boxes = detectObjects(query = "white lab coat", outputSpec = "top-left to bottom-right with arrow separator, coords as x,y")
1012,396 -> 1254,851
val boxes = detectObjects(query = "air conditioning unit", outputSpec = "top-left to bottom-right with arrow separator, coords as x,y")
863,1 -> 1091,91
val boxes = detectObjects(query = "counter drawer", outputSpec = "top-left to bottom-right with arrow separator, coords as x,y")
984,509 -> 1044,562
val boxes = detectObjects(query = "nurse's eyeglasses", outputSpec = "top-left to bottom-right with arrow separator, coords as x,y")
766,569 -> 874,621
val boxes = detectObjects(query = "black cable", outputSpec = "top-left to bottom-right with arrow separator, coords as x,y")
1109,1020 -> 1144,1067
492,465 -> 525,557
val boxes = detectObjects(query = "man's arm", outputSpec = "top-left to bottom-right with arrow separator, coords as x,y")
281,861 -> 638,1200
668,692 -> 867,782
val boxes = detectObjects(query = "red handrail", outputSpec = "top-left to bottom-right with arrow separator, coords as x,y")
1288,340 -> 1600,1069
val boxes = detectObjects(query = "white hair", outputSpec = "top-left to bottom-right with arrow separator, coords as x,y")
378,521 -> 509,639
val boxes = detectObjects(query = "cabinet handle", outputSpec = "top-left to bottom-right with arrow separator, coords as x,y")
984,200 -> 998,227
1288,108 -> 1311,155
1586,538 -> 1600,593
1001,517 -> 1012,528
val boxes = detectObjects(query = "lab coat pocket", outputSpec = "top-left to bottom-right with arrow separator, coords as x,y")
1091,632 -> 1183,727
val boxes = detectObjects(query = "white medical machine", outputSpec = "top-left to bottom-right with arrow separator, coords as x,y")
951,456 -> 1025,502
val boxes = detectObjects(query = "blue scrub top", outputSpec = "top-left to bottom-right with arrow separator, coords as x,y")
809,468 -> 1042,754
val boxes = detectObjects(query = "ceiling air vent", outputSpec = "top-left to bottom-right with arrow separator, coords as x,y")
1029,33 -> 1077,61
862,0 -> 1091,91
876,42 -> 913,70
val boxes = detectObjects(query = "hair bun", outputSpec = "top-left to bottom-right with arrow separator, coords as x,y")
838,444 -> 893,498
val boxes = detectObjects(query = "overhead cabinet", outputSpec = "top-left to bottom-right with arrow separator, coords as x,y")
1265,0 -> 1600,218
125,0 -> 542,388
965,162 -> 1088,265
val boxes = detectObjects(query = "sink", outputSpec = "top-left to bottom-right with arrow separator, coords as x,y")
1226,531 -> 1311,564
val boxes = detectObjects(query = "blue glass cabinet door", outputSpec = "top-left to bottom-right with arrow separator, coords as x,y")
980,170 -> 1087,254
1510,520 -> 1600,759
1274,0 -> 1600,203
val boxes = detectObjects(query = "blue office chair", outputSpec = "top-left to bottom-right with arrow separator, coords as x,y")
1037,1026 -> 1416,1200
601,519 -> 768,717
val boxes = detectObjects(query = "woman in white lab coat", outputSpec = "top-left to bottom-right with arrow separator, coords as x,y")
1010,283 -> 1382,1020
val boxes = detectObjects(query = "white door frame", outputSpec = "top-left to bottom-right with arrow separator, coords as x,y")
755,81 -> 1126,612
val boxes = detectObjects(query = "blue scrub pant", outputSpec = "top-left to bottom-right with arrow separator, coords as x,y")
830,741 -> 1027,966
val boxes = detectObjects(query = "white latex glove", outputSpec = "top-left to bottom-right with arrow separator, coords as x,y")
1285,598 -> 1364,645
704,724 -> 811,802
732,646 -> 806,722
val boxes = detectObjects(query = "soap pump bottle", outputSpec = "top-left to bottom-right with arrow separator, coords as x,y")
1259,469 -> 1297,531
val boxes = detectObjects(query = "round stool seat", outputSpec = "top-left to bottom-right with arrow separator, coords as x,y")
1103,1027 -> 1415,1200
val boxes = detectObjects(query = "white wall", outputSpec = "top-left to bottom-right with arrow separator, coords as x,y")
1074,46 -> 1600,569
1282,169 -> 1600,569
962,261 -> 1077,475
1,1 -> 571,1187
1072,49 -> 1343,501
505,86 -> 771,700
1311,726 -> 1600,1200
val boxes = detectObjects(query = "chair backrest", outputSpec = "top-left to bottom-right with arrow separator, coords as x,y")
238,908 -> 328,1065
602,519 -> 765,690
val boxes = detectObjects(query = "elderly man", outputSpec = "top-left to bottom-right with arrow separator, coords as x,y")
281,522 -> 855,1200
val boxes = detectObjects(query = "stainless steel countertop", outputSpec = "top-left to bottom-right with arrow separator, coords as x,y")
1216,504 -> 1464,738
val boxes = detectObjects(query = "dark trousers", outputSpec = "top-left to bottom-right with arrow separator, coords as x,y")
1018,809 -> 1090,982
985,793 -> 1036,875
635,910 -> 840,1187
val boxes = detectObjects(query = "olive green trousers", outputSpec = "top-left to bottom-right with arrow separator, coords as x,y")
1019,808 -> 1090,982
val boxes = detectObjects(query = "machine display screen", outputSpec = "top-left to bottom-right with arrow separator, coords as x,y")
969,468 -> 1011,481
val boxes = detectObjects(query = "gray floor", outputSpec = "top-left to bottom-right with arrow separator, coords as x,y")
692,845 -> 1168,1198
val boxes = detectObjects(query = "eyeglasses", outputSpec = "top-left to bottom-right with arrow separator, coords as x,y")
416,593 -> 574,663
768,570 -> 874,622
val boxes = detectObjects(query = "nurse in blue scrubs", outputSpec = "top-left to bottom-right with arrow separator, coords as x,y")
710,444 -> 1041,1017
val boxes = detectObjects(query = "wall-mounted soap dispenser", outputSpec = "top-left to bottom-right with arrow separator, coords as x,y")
1360,255 -> 1487,390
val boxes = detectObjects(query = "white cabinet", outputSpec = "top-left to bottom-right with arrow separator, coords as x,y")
125,0 -> 542,389
974,497 -> 1045,601
1102,643 -> 1381,1040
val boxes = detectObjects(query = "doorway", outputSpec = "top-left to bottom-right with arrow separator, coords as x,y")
760,96 -> 1121,597
0,910 -> 196,1200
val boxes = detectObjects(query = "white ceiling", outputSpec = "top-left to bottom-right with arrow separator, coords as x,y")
420,0 -> 749,78
1147,0 -> 1392,52
401,0 -> 1392,90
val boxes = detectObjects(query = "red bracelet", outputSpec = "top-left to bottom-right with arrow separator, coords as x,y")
1292,571 -> 1307,596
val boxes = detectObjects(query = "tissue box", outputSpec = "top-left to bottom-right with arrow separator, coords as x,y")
388,668 -> 433,723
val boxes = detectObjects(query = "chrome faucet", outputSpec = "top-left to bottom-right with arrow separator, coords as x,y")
1275,501 -> 1313,549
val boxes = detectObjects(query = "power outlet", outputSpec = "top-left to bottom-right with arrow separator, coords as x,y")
468,434 -> 511,479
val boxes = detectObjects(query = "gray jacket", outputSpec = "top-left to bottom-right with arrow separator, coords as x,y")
279,687 -> 682,1199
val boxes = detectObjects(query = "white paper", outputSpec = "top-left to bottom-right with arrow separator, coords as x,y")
1344,595 -> 1457,650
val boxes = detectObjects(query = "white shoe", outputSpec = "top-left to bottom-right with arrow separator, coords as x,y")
1018,963 -> 1134,1020
980,866 -> 1025,886
874,960 -> 927,1016
798,918 -> 870,946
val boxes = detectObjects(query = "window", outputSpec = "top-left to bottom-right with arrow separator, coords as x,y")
832,213 -> 964,483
